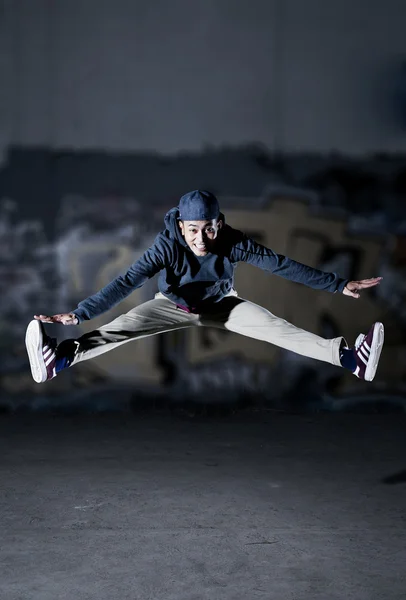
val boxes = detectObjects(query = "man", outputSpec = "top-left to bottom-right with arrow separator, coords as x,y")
26,190 -> 384,384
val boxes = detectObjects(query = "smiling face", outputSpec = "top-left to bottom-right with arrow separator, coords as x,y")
178,219 -> 222,256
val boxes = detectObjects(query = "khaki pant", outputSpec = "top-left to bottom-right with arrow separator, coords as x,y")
70,292 -> 344,368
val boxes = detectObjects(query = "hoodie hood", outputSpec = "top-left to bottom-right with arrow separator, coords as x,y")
164,206 -> 226,249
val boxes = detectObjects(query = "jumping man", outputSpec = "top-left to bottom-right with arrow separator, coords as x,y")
25,190 -> 384,384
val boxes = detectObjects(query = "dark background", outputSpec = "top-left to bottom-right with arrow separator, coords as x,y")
2,4 -> 406,600
1,0 -> 406,414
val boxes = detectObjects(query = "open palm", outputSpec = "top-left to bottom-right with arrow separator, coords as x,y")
34,313 -> 78,325
342,277 -> 382,299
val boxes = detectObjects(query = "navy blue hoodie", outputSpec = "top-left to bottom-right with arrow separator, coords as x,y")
73,207 -> 348,322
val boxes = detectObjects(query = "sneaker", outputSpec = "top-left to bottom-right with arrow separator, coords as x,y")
25,320 -> 57,383
353,322 -> 384,381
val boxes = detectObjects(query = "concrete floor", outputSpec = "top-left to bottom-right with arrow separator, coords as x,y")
1,410 -> 405,600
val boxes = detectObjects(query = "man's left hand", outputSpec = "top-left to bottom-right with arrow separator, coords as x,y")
342,277 -> 383,299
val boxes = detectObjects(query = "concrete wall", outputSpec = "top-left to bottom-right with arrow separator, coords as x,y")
2,0 -> 406,161
2,189 -> 404,411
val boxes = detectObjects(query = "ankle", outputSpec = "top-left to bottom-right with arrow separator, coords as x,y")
339,346 -> 357,372
55,339 -> 80,372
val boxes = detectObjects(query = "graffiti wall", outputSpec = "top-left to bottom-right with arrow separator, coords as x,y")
159,196 -> 406,400
1,194 -> 406,413
1,148 -> 406,412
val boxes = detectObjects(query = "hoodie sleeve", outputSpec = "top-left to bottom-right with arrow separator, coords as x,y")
73,235 -> 170,322
229,232 -> 348,294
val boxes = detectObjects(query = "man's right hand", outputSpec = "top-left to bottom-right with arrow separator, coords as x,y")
34,313 -> 79,325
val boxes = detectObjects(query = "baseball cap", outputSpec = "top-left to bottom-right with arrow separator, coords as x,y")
178,190 -> 220,221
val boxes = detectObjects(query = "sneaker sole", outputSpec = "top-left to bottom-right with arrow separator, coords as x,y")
365,322 -> 384,382
25,320 -> 47,383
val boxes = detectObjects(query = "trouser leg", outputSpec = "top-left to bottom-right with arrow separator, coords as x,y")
200,296 -> 345,367
61,297 -> 199,367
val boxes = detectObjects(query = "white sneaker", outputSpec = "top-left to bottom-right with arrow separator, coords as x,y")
353,322 -> 384,381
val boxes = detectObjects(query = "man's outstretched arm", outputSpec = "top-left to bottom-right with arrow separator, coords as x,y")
34,237 -> 170,325
229,232 -> 382,296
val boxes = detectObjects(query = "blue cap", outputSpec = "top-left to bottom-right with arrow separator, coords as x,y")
178,190 -> 220,221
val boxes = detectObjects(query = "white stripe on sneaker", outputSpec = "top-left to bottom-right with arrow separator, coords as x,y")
43,347 -> 52,360
364,341 -> 371,352
360,345 -> 370,359
358,352 -> 368,366
45,352 -> 56,367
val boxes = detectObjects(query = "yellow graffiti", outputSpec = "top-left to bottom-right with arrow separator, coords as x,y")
68,239 -> 163,384
183,196 -> 401,389
63,197 -> 403,390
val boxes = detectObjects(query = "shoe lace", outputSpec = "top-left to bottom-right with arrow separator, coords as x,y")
355,333 -> 365,350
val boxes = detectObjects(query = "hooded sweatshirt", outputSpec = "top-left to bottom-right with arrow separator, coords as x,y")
73,207 -> 349,322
